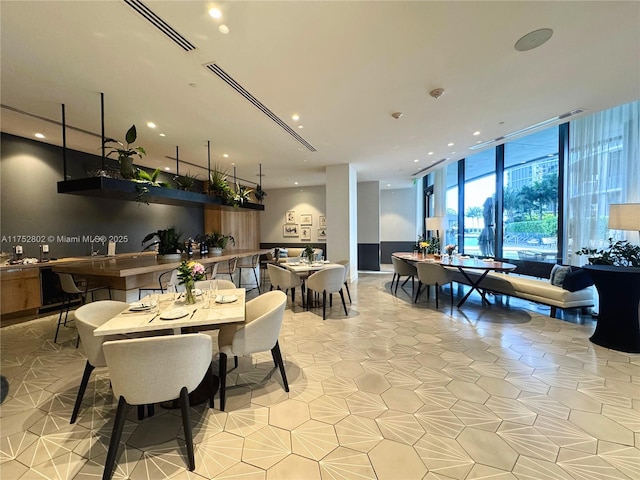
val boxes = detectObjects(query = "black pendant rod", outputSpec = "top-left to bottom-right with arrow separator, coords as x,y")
234,166 -> 237,191
62,103 -> 67,180
207,141 -> 211,182
100,92 -> 105,170
176,146 -> 179,175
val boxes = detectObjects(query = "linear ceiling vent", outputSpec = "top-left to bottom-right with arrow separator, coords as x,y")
204,63 -> 317,152
124,0 -> 196,52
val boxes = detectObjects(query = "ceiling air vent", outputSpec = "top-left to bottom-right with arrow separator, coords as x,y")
413,159 -> 448,176
204,63 -> 317,152
124,0 -> 196,52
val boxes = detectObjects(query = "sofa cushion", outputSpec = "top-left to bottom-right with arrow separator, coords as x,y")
562,268 -> 594,292
550,264 -> 571,286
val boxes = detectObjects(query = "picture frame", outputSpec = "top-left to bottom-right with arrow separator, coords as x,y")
319,215 -> 327,227
317,227 -> 327,240
300,226 -> 311,241
283,224 -> 299,237
285,210 -> 296,223
300,213 -> 312,225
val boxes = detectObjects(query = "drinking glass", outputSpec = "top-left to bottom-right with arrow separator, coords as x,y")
150,293 -> 160,312
211,280 -> 218,305
166,282 -> 177,301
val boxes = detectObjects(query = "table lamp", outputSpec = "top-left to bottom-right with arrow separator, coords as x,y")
425,216 -> 443,239
608,203 -> 640,237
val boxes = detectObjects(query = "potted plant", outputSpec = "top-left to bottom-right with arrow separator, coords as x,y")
208,165 -> 233,201
141,227 -> 184,261
174,172 -> 199,191
255,185 -> 267,204
577,238 -> 640,267
134,168 -> 171,203
204,232 -> 235,254
104,125 -> 146,179
232,184 -> 254,207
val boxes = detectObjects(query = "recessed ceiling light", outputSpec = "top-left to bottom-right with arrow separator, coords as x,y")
448,142 -> 454,147
231,162 -> 236,166
223,154 -> 229,158
387,184 -> 391,187
146,122 -> 156,129
292,114 -> 300,121
34,133 -> 45,139
294,182 -> 299,185
473,131 -> 480,136
218,24 -> 229,34
159,133 -> 166,137
209,7 -> 222,19
164,167 -> 171,171
297,125 -> 304,129
413,159 -> 419,163
428,151 -> 434,155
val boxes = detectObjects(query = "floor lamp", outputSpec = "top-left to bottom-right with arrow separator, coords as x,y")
425,217 -> 443,241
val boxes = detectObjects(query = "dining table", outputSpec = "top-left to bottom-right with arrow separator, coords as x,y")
94,288 -> 246,407
282,261 -> 342,307
391,253 -> 516,308
94,288 -> 246,337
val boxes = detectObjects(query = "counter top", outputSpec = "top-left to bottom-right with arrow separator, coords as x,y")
50,249 -> 270,277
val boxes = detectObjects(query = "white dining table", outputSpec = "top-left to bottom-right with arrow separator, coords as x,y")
93,288 -> 246,337
282,261 -> 341,275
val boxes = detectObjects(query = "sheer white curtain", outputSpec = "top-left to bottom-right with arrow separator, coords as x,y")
567,101 -> 639,265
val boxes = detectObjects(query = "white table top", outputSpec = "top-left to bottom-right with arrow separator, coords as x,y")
94,288 -> 246,337
282,261 -> 340,274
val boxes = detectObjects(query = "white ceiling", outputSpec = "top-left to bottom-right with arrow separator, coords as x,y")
2,1 -> 639,190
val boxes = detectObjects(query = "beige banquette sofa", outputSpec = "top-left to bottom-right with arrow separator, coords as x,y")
275,247 -> 324,264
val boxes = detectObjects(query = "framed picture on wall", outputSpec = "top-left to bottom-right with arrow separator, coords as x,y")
319,215 -> 327,227
285,210 -> 296,223
283,224 -> 299,237
300,213 -> 312,225
318,227 -> 327,240
300,226 -> 311,241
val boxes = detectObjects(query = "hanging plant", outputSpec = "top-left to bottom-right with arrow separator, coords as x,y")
103,125 -> 146,179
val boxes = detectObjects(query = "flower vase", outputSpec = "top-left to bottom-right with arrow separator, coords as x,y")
184,279 -> 196,305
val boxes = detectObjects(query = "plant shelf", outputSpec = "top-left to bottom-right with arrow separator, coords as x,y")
57,177 -> 265,210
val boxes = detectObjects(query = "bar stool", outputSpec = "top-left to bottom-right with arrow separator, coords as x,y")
216,257 -> 239,285
54,272 -> 111,344
237,254 -> 261,293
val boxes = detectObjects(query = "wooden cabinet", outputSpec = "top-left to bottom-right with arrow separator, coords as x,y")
1,267 -> 41,315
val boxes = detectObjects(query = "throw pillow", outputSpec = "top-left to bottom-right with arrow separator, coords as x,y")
279,248 -> 288,258
562,268 -> 594,292
550,264 -> 572,286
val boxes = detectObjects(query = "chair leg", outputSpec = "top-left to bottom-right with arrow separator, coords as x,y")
301,283 -> 306,308
219,352 -> 227,411
391,273 -> 397,292
322,291 -> 327,320
435,283 -> 440,309
252,267 -> 261,294
339,288 -> 348,315
271,341 -> 290,392
550,306 -> 557,318
329,293 -> 333,307
394,276 -> 400,294
414,282 -> 422,303
234,356 -> 239,368
103,396 -> 128,480
70,361 -> 94,424
291,287 -> 296,305
179,386 -> 195,471
450,284 -> 454,307
344,282 -> 352,303
206,362 -> 215,408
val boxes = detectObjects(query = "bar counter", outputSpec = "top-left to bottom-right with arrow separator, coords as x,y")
1,249 -> 269,317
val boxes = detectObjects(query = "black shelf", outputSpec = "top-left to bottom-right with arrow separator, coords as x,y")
57,177 -> 265,210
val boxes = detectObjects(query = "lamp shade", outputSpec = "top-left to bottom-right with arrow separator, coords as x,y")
425,217 -> 443,238
608,203 -> 640,231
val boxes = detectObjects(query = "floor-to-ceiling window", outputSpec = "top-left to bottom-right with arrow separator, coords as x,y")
444,163 -> 459,248
503,128 -> 560,262
566,101 -> 639,264
463,149 -> 495,256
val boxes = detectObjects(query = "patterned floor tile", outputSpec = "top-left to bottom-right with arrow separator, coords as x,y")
368,439 -> 427,480
291,420 -> 339,461
242,425 -> 291,469
319,446 -> 376,480
414,433 -> 474,479
334,415 -> 383,453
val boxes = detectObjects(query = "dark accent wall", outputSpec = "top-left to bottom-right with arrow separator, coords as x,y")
358,243 -> 380,271
381,241 -> 416,264
1,133 -> 203,259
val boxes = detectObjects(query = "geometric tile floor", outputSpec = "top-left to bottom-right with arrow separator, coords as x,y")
1,272 -> 639,479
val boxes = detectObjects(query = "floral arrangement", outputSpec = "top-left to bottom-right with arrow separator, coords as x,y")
177,261 -> 205,284
445,244 -> 457,256
177,261 -> 206,304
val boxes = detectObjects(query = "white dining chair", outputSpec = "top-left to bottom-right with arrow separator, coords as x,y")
194,279 -> 236,291
335,259 -> 352,303
305,265 -> 348,320
217,290 -> 288,411
414,262 -> 455,308
70,300 -> 129,424
391,256 -> 417,295
102,334 -> 215,479
267,262 -> 305,307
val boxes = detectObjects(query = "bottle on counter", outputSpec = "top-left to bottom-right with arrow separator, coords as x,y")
187,238 -> 193,257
